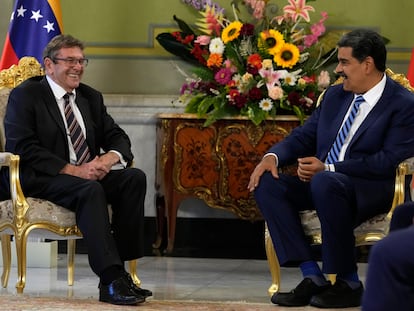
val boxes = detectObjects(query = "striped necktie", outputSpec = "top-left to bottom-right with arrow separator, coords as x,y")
326,95 -> 365,164
63,93 -> 91,165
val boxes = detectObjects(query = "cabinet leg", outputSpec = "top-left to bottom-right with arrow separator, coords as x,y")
164,238 -> 175,255
164,204 -> 177,256
152,194 -> 165,249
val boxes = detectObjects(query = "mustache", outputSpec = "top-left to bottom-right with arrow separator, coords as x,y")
334,71 -> 347,79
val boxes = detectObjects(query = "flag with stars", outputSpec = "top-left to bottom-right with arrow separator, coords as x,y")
0,0 -> 63,70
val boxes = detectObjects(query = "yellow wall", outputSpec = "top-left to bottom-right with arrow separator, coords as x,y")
0,0 -> 413,93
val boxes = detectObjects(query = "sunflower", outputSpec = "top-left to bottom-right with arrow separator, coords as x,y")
221,21 -> 243,44
258,29 -> 285,55
273,43 -> 300,68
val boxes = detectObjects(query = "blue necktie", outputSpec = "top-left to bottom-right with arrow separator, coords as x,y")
63,93 -> 91,165
326,95 -> 365,164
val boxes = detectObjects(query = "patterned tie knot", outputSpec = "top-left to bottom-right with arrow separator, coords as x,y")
63,92 -> 72,103
354,95 -> 364,110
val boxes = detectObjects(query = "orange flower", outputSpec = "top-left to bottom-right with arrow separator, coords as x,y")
247,54 -> 263,69
207,53 -> 223,68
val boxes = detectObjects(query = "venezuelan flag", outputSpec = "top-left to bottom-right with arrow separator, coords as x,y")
408,48 -> 414,88
0,0 -> 63,70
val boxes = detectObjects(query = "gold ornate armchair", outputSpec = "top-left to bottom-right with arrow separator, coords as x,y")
265,68 -> 414,296
0,57 -> 140,293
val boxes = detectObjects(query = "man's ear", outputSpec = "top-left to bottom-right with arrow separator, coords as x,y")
43,57 -> 53,73
364,56 -> 375,73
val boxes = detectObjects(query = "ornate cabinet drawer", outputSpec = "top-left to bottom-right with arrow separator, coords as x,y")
154,113 -> 299,254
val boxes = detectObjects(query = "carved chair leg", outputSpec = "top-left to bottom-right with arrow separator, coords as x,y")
67,239 -> 76,286
128,259 -> 141,287
264,222 -> 281,296
14,234 -> 27,294
1,234 -> 11,288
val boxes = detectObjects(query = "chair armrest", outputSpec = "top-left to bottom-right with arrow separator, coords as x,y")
0,152 -> 14,166
398,157 -> 414,175
0,152 -> 30,220
388,157 -> 414,218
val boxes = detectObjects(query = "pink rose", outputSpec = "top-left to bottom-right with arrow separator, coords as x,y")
194,35 -> 211,45
268,86 -> 284,100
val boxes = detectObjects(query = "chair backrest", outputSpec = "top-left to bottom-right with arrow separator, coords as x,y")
0,57 -> 44,150
384,68 -> 414,92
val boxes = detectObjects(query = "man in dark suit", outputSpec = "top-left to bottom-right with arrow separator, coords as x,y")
2,34 -> 151,305
362,202 -> 414,310
248,29 -> 414,308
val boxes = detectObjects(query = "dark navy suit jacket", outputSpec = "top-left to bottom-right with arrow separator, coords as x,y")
268,76 -> 414,221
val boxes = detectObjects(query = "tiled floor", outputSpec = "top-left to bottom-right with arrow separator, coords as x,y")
0,253 -> 366,309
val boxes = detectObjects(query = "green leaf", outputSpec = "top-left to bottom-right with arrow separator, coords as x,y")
184,95 -> 206,113
173,15 -> 195,34
197,97 -> 216,115
192,66 -> 214,81
246,106 -> 266,125
279,100 -> 293,111
156,32 -> 200,65
204,109 -> 225,127
292,105 -> 305,124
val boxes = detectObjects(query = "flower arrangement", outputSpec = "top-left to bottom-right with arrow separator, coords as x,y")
157,0 -> 338,126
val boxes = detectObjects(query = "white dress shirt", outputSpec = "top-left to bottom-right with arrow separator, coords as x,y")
335,74 -> 386,161
264,74 -> 387,170
46,76 -> 126,168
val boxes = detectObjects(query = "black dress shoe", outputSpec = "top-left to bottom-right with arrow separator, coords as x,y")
271,278 -> 331,307
310,279 -> 364,308
99,276 -> 145,305
124,272 -> 153,298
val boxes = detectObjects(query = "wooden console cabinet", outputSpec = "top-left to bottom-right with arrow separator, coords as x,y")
153,113 -> 300,254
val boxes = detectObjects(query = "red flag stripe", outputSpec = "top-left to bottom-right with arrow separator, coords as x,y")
0,35 -> 19,70
407,48 -> 414,88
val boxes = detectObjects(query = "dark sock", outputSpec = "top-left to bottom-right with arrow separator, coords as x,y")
299,261 -> 329,286
337,271 -> 361,289
100,265 -> 125,285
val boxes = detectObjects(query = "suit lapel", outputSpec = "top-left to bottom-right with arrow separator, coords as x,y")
323,91 -> 354,153
345,77 -> 394,154
40,78 -> 95,157
39,78 -> 66,135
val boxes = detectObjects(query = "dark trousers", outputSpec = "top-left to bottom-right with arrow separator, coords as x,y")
36,168 -> 146,277
254,170 -> 391,275
362,202 -> 414,311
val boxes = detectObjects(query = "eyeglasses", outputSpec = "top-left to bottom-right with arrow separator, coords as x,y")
52,57 -> 89,67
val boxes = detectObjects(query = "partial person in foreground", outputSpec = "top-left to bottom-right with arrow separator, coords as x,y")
248,29 -> 414,308
0,34 -> 151,305
362,202 -> 414,311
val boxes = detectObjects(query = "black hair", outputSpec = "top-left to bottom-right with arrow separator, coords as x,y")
337,29 -> 386,72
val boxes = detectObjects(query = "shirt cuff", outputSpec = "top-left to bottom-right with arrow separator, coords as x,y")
264,152 -> 279,167
324,163 -> 335,172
